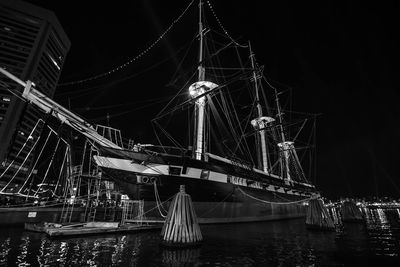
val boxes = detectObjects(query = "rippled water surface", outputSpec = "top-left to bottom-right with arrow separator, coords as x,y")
0,208 -> 399,266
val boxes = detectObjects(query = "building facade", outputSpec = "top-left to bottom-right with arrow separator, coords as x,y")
0,0 -> 70,189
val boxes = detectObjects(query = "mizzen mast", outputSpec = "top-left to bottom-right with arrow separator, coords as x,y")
274,88 -> 293,181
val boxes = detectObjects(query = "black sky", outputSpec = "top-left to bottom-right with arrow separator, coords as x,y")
24,0 -> 400,199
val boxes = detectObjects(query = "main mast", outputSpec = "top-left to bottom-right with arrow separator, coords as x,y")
189,0 -> 217,161
197,0 -> 205,82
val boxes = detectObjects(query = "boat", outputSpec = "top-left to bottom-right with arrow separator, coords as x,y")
91,0 -> 320,223
0,0 -> 319,224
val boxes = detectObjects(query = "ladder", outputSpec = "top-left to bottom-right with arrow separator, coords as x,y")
60,165 -> 82,223
84,177 -> 101,222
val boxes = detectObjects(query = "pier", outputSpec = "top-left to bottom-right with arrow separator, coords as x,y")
25,221 -> 162,237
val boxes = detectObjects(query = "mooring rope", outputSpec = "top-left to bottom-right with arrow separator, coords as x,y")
154,181 -> 167,218
140,193 -> 175,219
86,156 -> 174,220
237,187 -> 317,205
199,189 -> 234,217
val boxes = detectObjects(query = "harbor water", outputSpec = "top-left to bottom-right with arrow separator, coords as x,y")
0,207 -> 399,266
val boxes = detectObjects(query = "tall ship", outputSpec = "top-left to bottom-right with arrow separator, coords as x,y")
92,0 -> 320,223
0,0 -> 319,224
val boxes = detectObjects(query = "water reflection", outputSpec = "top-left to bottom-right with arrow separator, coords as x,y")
363,208 -> 399,257
0,208 -> 399,266
16,235 -> 30,266
161,248 -> 201,266
0,237 -> 10,265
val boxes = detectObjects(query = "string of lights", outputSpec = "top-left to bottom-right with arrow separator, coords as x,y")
206,0 -> 248,48
56,39 -> 194,98
58,0 -> 195,87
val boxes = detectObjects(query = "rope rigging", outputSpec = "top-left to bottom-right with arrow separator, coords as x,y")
154,181 -> 167,218
57,37 -> 198,100
0,119 -> 44,182
1,121 -> 71,199
205,0 -> 248,48
57,0 -> 195,87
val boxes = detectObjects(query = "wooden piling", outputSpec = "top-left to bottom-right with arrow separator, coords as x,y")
340,200 -> 363,222
161,185 -> 202,247
306,199 -> 335,231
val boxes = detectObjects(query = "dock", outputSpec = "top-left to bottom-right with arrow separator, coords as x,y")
25,221 -> 163,237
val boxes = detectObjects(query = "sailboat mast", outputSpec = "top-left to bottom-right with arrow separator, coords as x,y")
249,42 -> 270,173
193,0 -> 207,160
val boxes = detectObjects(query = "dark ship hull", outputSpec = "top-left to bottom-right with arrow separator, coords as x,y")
94,148 -> 318,224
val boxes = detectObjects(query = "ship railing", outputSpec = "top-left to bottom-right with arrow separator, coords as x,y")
95,125 -> 124,149
140,145 -> 189,157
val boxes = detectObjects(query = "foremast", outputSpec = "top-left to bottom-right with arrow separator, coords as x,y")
189,0 -> 217,161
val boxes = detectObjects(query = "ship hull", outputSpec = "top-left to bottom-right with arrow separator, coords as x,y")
100,166 -> 310,224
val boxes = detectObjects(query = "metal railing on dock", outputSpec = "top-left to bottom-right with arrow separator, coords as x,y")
121,200 -> 145,225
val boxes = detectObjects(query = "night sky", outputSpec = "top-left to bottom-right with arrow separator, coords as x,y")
23,0 -> 400,199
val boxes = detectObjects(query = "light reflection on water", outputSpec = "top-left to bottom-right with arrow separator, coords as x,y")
0,208 -> 399,266
363,208 -> 399,258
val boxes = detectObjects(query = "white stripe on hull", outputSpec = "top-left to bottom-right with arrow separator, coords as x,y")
94,156 -> 317,198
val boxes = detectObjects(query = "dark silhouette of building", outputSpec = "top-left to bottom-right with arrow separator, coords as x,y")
0,0 -> 70,189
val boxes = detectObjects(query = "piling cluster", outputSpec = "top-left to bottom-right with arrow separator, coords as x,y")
306,199 -> 335,230
340,200 -> 363,222
161,185 -> 202,247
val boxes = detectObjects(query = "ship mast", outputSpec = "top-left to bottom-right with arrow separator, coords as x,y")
188,0 -> 217,161
249,42 -> 274,173
197,0 -> 205,82
274,89 -> 292,181
192,0 -> 206,161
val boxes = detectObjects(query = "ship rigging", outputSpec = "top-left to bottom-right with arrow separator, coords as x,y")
0,0 -> 319,223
